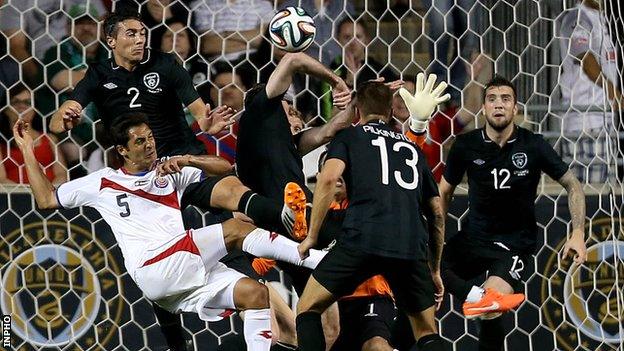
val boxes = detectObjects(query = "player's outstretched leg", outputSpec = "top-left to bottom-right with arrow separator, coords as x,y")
182,175 -> 303,238
232,277 -> 273,350
192,218 -> 325,270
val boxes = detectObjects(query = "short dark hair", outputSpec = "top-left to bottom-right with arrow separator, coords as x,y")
355,81 -> 392,118
483,75 -> 517,103
110,113 -> 150,149
103,11 -> 142,39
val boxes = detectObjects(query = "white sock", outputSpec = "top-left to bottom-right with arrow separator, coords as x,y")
243,308 -> 272,351
465,285 -> 485,303
242,228 -> 326,269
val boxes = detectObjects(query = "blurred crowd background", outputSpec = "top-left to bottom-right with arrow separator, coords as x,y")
0,0 -> 622,186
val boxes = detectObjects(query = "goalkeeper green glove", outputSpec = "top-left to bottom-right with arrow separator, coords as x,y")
398,73 -> 451,133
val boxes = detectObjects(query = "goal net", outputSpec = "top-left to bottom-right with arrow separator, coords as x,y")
0,0 -> 622,350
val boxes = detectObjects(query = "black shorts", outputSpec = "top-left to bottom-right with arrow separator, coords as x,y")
443,231 -> 531,293
220,249 -> 262,281
312,243 -> 435,313
330,296 -> 396,351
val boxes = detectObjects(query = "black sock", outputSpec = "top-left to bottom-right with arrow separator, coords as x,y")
271,341 -> 298,350
296,311 -> 325,351
416,333 -> 445,351
238,190 -> 284,230
153,305 -> 188,351
479,317 -> 505,351
441,266 -> 472,301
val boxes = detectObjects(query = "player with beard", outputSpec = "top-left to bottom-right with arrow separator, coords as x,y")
438,76 -> 587,351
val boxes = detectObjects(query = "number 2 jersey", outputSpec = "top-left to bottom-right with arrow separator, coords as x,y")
326,120 -> 439,260
55,167 -> 203,276
443,126 -> 569,252
70,50 -> 205,157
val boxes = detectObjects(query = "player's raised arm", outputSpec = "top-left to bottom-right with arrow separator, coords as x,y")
399,73 -> 451,134
298,158 -> 345,259
266,52 -> 351,109
156,154 -> 233,177
297,101 -> 357,156
12,120 -> 60,209
557,170 -> 587,264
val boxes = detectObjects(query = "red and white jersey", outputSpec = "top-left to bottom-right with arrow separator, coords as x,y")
55,166 -> 203,275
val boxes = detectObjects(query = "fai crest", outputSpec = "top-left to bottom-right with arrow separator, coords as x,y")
511,152 -> 527,169
143,72 -> 160,91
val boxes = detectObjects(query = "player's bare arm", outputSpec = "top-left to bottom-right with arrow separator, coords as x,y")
578,52 -> 623,104
12,120 -> 60,209
156,154 -> 233,177
298,158 -> 346,259
438,176 -> 457,217
50,100 -> 83,133
557,170 -> 588,264
425,196 -> 445,309
297,101 -> 356,156
186,98 -> 236,135
266,53 -> 351,109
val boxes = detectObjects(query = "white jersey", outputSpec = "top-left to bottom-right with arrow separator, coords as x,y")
557,4 -> 618,133
56,167 -> 203,275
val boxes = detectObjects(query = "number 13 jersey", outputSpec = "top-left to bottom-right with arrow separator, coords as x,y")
443,126 -> 569,252
326,120 -> 439,260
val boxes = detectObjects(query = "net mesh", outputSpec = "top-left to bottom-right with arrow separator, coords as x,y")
0,0 -> 622,350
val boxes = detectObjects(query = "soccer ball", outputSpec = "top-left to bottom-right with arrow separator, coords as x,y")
269,7 -> 316,53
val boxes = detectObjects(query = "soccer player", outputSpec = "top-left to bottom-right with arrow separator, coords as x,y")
49,11 -> 234,157
296,80 -> 449,351
236,50 -> 352,349
438,76 -> 587,351
13,114 -> 329,351
46,11 -> 236,349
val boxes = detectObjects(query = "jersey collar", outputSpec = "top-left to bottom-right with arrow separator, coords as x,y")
481,125 -> 518,145
120,167 -> 150,177
110,49 -> 152,70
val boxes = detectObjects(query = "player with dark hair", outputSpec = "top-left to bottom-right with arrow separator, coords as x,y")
439,75 -> 587,351
13,113 -> 329,351
295,79 -> 449,351
49,11 -> 234,157
47,11 -> 238,350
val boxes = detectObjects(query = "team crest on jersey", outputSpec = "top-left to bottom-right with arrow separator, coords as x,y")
143,72 -> 162,93
511,153 -> 527,169
154,176 -> 169,188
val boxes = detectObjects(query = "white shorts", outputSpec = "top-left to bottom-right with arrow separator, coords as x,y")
133,224 -> 247,321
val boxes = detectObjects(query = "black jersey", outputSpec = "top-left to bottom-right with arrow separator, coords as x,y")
444,126 -> 569,251
326,120 -> 439,259
70,50 -> 205,157
236,87 -> 311,200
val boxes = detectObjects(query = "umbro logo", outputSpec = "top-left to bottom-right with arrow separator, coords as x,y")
473,159 -> 485,165
103,82 -> 117,89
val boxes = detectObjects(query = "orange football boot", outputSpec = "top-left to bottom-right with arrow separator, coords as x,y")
462,288 -> 525,319
284,182 -> 308,240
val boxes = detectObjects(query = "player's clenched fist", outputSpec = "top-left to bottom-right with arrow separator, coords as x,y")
398,73 -> 451,133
